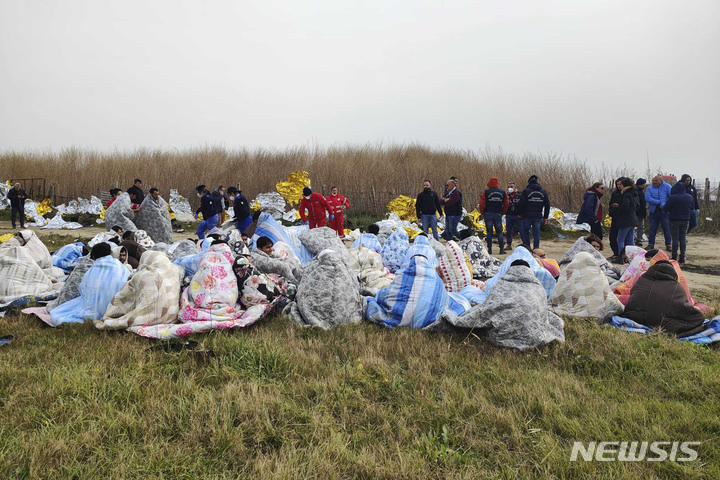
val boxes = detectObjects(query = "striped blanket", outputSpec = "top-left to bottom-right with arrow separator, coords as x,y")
381,228 -> 410,274
437,240 -> 473,292
484,247 -> 557,298
98,251 -> 183,330
49,256 -> 130,326
403,235 -> 439,269
365,254 -> 472,329
351,233 -> 383,253
611,316 -> 720,344
0,230 -> 54,271
254,212 -> 313,265
0,246 -> 62,305
51,243 -> 85,273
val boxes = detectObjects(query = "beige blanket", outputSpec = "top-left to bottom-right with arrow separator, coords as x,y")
0,246 -> 62,304
348,246 -> 393,296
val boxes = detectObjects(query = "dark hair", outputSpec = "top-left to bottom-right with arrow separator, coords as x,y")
149,187 -> 159,194
330,186 -> 337,190
256,236 -> 273,250
217,185 -> 224,190
589,182 -> 603,191
90,242 -> 112,260
252,210 -> 262,222
621,178 -> 634,188
207,234 -> 221,241
510,260 -> 530,268
424,180 -> 431,184
614,177 -> 626,185
367,224 -> 380,235
583,234 -> 603,251
134,178 -> 142,183
111,225 -> 123,233
458,229 -> 474,240
645,249 -> 659,259
211,239 -> 228,246
122,231 -> 135,240
195,184 -> 206,193
227,187 -> 238,194
109,188 -> 121,196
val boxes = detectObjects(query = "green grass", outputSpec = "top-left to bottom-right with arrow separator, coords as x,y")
1,312 -> 719,479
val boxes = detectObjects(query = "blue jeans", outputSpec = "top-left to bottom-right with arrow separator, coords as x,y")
443,215 -> 461,240
505,214 -> 520,246
197,214 -> 219,239
421,214 -> 439,241
484,212 -> 504,249
648,208 -> 671,247
521,218 -> 542,249
616,226 -> 635,256
237,216 -> 252,234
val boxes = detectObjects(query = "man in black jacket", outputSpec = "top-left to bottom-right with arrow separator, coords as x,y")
212,186 -> 228,224
440,179 -> 462,240
416,180 -> 443,241
681,174 -> 700,233
6,183 -> 27,229
505,181 -> 522,249
634,178 -> 647,246
517,175 -> 550,249
127,179 -> 145,204
228,187 -> 252,234
607,178 -> 624,257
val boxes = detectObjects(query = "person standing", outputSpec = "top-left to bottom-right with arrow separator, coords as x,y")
440,179 -> 462,241
478,177 -> 508,254
505,181 -> 522,249
127,179 -> 145,204
6,183 -> 27,229
607,178 -> 624,257
577,182 -> 605,240
415,180 -> 443,241
212,186 -> 228,224
645,175 -> 672,251
299,187 -> 333,229
517,175 -> 550,250
326,186 -> 350,237
613,178 -> 639,261
662,182 -> 694,263
194,185 -> 218,240
680,174 -> 700,233
228,187 -> 252,234
634,178 -> 647,246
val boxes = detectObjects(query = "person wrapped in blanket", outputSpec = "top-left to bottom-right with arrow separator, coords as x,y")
622,259 -> 705,337
351,224 -> 383,253
49,243 -> 130,326
457,229 -> 502,279
250,236 -> 303,284
531,248 -> 560,279
120,231 -> 147,269
232,252 -> 296,313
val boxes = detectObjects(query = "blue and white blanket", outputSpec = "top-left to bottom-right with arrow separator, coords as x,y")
381,228 -> 410,274
173,238 -> 212,277
49,256 -> 130,326
351,233 -> 383,253
484,247 -> 556,298
51,243 -> 85,273
611,316 -> 720,344
254,213 -> 313,265
365,254 -> 472,329
402,235 -> 439,269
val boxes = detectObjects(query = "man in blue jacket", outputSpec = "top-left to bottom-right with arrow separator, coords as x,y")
195,185 -> 218,240
680,174 -> 700,233
228,187 -> 252,234
662,182 -> 694,263
644,175 -> 672,251
517,175 -> 550,250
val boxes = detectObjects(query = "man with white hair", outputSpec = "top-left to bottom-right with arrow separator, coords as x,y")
6,183 -> 27,229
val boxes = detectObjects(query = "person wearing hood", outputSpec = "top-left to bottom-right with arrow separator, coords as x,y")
607,178 -> 624,257
478,177 -> 508,254
645,175 -> 672,251
634,178 -> 647,246
516,175 -> 550,250
505,181 -> 522,248
576,182 -> 605,240
299,187 -> 333,229
227,187 -> 252,234
681,174 -> 700,233
623,260 -> 705,337
662,181 -> 694,263
326,186 -> 350,238
415,180 -> 443,241
440,179 -> 463,241
613,178 -> 639,262
194,184 -> 217,240
120,231 -> 147,269
6,182 -> 27,229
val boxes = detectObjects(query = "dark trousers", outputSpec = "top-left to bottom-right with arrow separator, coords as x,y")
505,215 -> 521,246
609,220 -> 619,256
521,218 -> 542,249
648,209 -> 671,247
635,217 -> 645,245
590,220 -> 603,240
669,220 -> 688,259
10,204 -> 24,228
484,212 -> 504,249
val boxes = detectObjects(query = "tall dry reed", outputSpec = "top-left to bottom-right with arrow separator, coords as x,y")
1,145 -> 635,213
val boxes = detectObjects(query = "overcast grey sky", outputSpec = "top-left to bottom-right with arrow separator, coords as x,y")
1,0 -> 718,174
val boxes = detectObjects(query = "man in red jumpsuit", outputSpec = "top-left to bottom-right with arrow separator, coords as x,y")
299,187 -> 333,229
326,186 -> 350,237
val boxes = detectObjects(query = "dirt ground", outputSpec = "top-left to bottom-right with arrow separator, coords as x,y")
2,220 -> 719,295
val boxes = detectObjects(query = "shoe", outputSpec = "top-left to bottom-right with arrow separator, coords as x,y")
679,255 -> 686,264
645,244 -> 654,250
499,247 -> 506,254
635,242 -> 643,247
488,246 -> 493,254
